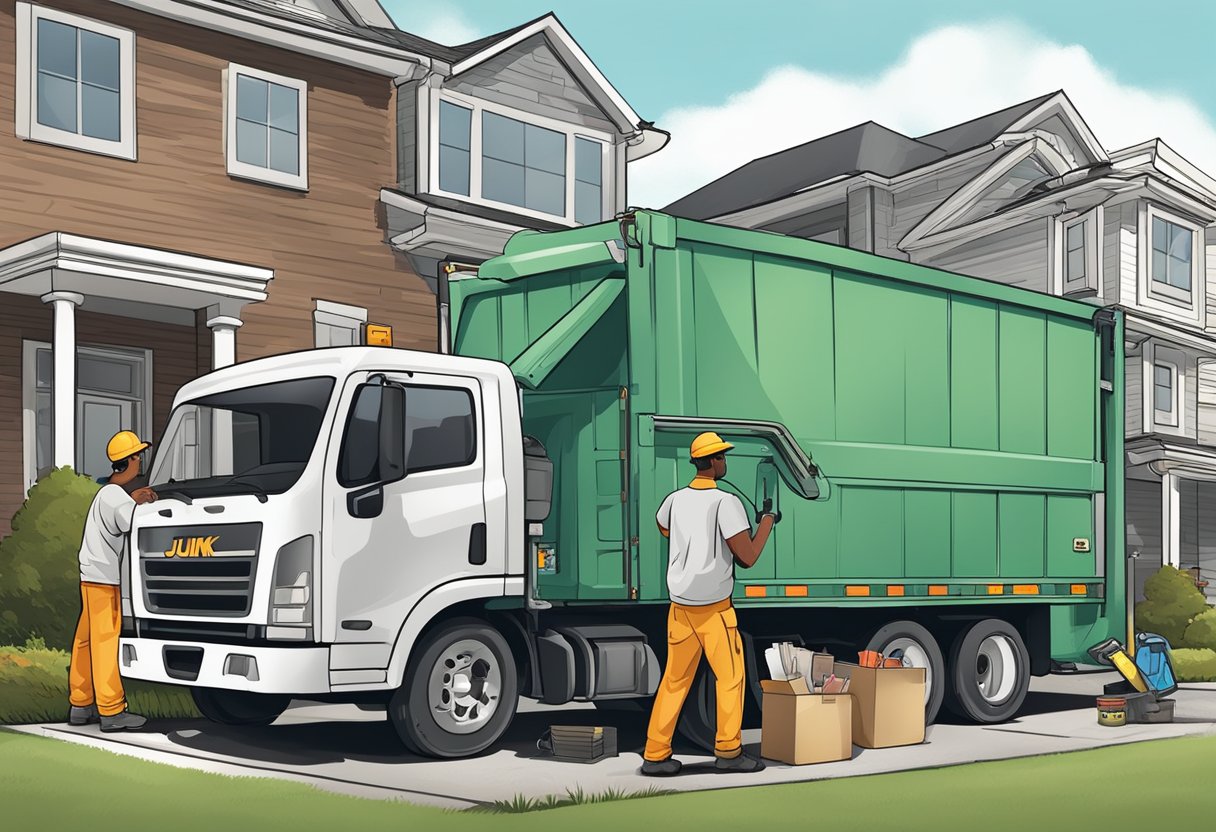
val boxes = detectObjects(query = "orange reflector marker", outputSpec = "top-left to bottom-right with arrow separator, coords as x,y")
745,585 -> 767,598
929,585 -> 948,596
1071,584 -> 1088,595
846,585 -> 870,597
887,585 -> 905,597
785,585 -> 809,597
1013,585 -> 1039,595
988,585 -> 1005,595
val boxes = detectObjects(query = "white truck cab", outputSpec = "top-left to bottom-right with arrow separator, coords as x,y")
119,347 -> 543,756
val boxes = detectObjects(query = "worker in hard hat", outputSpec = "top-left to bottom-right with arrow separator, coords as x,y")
641,432 -> 777,776
68,431 -> 159,732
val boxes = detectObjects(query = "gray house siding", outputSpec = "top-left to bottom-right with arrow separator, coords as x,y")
397,80 -> 418,192
886,152 -> 1001,249
923,218 -> 1049,292
1187,353 -> 1200,440
1127,349 -> 1143,436
764,203 -> 847,244
1127,476 -> 1163,600
1199,359 -> 1216,446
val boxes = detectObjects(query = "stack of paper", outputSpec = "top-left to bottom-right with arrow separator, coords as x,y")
764,642 -> 848,693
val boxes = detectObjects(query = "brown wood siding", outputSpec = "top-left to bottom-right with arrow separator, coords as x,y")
0,0 -> 437,362
0,292 -> 198,536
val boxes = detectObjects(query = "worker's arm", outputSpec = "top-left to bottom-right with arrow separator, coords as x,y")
657,522 -> 669,538
726,514 -> 775,568
656,493 -> 674,540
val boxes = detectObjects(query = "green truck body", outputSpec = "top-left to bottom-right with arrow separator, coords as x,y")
450,210 -> 1124,668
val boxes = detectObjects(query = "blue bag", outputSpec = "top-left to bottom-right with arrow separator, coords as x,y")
1134,633 -> 1178,697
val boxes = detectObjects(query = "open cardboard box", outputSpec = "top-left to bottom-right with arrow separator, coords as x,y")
759,677 -> 853,765
834,662 -> 926,748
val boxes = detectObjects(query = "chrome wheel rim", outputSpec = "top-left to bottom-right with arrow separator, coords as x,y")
427,639 -> 502,734
975,634 -> 1018,705
883,636 -> 932,707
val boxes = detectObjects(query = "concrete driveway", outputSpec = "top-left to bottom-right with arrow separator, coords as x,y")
12,671 -> 1216,810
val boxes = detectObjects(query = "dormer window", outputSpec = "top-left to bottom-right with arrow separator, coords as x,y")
1151,215 -> 1193,300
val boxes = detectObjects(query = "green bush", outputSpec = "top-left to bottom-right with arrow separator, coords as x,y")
1134,565 -> 1210,647
1170,647 -> 1216,683
1183,608 -> 1216,651
0,467 -> 99,650
0,640 -> 199,724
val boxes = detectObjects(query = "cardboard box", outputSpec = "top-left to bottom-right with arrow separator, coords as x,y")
834,662 -> 926,748
759,678 -> 853,765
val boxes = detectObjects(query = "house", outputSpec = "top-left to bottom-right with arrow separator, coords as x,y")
666,91 -> 1216,600
0,0 -> 664,535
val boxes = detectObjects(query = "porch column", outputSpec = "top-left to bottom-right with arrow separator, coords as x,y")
1162,472 -> 1182,568
206,314 -> 243,370
41,291 -> 84,469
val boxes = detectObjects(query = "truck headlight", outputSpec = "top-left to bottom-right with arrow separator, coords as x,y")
270,536 -> 313,628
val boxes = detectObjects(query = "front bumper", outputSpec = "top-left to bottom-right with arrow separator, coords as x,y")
118,636 -> 332,695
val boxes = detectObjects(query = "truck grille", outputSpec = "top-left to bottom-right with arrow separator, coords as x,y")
138,523 -> 261,617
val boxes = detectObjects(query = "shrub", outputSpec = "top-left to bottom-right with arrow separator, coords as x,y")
0,467 -> 99,650
1170,647 -> 1216,683
1134,565 -> 1210,648
1183,608 -> 1216,651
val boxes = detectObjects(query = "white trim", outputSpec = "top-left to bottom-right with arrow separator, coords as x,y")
224,63 -> 309,191
1053,205 -> 1102,297
448,14 -> 641,132
381,188 -> 522,261
1111,139 -> 1216,204
428,89 -> 613,227
1006,93 -> 1109,164
108,0 -> 430,76
313,300 -> 366,348
1145,341 -> 1185,436
1138,203 -> 1204,326
315,299 -> 368,322
15,2 -> 137,161
22,340 -> 41,494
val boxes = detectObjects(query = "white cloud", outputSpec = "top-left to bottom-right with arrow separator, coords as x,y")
408,11 -> 481,46
629,22 -> 1216,209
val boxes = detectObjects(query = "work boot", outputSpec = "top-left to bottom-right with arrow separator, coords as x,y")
100,709 -> 148,732
640,756 -> 683,777
715,753 -> 765,773
68,704 -> 99,726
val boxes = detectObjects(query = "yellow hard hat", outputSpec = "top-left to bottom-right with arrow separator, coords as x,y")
106,430 -> 151,462
690,432 -> 733,459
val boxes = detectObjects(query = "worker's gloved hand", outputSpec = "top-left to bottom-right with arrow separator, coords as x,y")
758,498 -> 781,525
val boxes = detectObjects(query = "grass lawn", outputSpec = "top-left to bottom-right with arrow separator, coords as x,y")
1,728 -> 1213,831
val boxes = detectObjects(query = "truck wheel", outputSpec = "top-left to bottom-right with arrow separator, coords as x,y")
944,619 -> 1030,723
675,664 -> 717,752
390,618 -> 518,758
191,688 -> 289,726
865,621 -> 945,725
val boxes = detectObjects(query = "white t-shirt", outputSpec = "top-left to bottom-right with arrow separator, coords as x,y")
79,484 -> 136,586
656,486 -> 751,605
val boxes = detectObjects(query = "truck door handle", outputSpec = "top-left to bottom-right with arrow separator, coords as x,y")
468,522 -> 487,566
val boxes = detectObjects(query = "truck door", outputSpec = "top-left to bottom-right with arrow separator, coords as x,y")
323,371 -> 487,671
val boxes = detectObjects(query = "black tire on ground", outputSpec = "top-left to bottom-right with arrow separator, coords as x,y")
865,620 -> 946,725
389,617 -> 518,759
943,618 -> 1031,723
190,688 -> 290,726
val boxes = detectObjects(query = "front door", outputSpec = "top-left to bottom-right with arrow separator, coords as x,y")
324,371 -> 488,662
77,394 -> 132,481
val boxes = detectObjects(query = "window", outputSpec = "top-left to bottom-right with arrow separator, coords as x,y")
405,386 -> 476,473
226,63 -> 308,190
1151,215 -> 1192,296
1154,362 -> 1177,427
1066,221 -> 1087,284
1058,208 -> 1101,297
432,93 -> 610,225
1146,343 -> 1185,435
15,2 -> 136,160
313,300 -> 366,348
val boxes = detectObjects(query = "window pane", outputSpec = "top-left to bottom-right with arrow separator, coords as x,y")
1155,364 -> 1172,388
405,387 -> 476,472
269,127 -> 299,174
483,111 -> 524,164
236,119 -> 268,167
439,100 -> 471,151
80,30 -> 120,92
268,82 -> 298,133
1067,245 -> 1085,282
37,19 -> 77,80
35,390 -> 53,479
1152,217 -> 1168,255
81,84 -> 120,141
1066,221 -> 1085,253
438,145 -> 470,195
576,181 -> 602,225
526,167 -> 565,216
1156,383 -> 1173,414
1155,364 -> 1174,414
36,350 -> 53,388
525,123 -> 565,175
575,137 -> 601,185
1169,254 -> 1192,291
1169,222 -> 1191,260
78,356 -> 134,396
1152,249 -> 1166,284
236,75 -> 268,124
483,157 -> 525,207
37,72 -> 78,132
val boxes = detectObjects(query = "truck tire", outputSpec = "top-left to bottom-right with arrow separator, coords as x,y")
191,689 -> 289,726
675,664 -> 717,752
390,618 -> 518,758
944,618 -> 1031,723
865,621 -> 945,725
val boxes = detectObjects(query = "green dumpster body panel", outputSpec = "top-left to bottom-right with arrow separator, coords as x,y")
450,211 -> 1125,666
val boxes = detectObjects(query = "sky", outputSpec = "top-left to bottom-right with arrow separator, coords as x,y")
379,0 -> 1216,208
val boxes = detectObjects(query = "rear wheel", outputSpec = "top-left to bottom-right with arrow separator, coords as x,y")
389,618 -> 518,758
675,664 -> 717,752
191,689 -> 289,726
865,620 -> 945,725
944,619 -> 1030,723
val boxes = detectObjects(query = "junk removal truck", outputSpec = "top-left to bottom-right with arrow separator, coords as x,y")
118,211 -> 1125,757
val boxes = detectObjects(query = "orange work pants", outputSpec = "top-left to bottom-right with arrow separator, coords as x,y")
644,598 -> 745,761
68,582 -> 127,717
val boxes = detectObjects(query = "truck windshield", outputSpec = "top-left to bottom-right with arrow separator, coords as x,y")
148,377 -> 335,498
